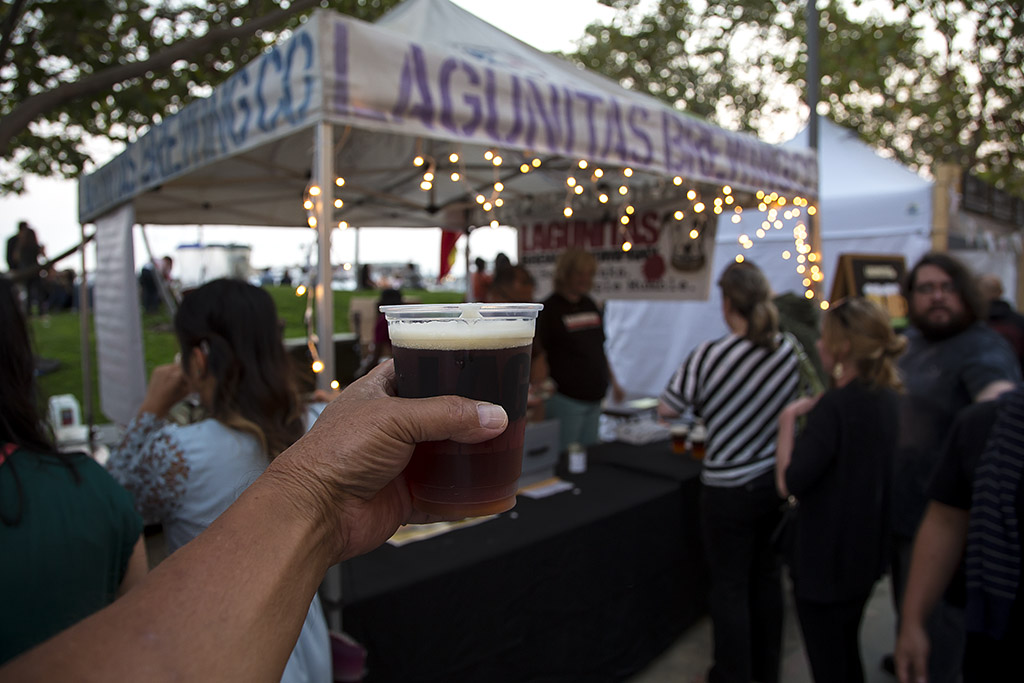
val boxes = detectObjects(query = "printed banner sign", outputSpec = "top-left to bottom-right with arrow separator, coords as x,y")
520,201 -> 717,301
327,14 -> 816,197
94,205 -> 147,424
80,21 -> 322,222
80,11 -> 816,224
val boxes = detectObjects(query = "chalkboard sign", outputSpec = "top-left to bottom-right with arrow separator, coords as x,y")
830,253 -> 908,328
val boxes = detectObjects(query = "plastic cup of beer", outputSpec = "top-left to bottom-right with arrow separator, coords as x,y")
381,302 -> 543,517
669,424 -> 689,454
689,422 -> 707,461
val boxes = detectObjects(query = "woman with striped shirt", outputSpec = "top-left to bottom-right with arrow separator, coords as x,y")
659,261 -> 800,683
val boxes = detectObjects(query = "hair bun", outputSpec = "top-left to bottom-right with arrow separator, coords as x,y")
886,334 -> 908,357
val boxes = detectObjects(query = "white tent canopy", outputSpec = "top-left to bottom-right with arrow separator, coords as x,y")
78,0 -> 817,422
605,117 -> 935,398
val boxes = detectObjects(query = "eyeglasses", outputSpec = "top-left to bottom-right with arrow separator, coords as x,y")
913,281 -> 956,296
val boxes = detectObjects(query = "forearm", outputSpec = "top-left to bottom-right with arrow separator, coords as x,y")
900,502 -> 969,627
775,411 -> 796,497
657,400 -> 679,420
3,475 -> 334,682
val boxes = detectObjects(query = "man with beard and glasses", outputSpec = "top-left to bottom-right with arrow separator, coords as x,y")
884,252 -> 1021,681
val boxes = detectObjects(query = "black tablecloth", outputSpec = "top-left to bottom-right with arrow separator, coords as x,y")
336,441 -> 708,683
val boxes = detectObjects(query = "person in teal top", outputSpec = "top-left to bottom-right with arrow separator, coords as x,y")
0,277 -> 147,665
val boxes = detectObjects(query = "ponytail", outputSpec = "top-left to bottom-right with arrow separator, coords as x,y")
718,261 -> 779,349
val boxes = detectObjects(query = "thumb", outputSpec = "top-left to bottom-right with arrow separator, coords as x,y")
384,396 -> 508,445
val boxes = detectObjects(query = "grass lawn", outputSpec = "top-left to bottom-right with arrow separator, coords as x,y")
30,285 -> 463,423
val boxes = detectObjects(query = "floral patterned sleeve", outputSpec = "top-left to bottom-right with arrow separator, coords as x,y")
106,413 -> 190,523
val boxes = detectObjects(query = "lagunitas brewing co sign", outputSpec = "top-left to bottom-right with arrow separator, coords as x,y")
519,201 -> 717,302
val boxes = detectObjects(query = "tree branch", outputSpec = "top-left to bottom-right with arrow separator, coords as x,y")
0,0 -> 321,158
0,0 -> 29,75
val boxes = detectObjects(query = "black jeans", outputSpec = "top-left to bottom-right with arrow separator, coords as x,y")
795,594 -> 871,683
700,472 -> 784,683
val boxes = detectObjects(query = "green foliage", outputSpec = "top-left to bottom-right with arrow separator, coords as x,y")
0,0 -> 403,194
576,0 -> 1024,195
30,285 -> 463,422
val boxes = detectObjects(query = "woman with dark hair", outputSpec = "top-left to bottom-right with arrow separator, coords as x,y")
776,297 -> 906,682
0,277 -> 147,665
107,279 -> 330,683
658,260 -> 800,683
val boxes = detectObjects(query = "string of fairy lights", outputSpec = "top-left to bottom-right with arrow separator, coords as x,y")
296,143 -> 823,382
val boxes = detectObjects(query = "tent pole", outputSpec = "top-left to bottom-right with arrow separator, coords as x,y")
806,0 -> 823,301
464,227 -> 470,301
79,221 -> 94,450
315,122 -> 335,391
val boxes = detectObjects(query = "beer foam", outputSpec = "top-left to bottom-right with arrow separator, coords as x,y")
388,318 -> 536,350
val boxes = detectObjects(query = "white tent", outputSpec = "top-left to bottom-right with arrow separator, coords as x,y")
606,117 -> 935,397
78,0 -> 816,424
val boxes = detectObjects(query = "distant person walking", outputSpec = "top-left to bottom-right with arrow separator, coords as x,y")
5,224 -> 21,272
138,256 -> 173,314
470,257 -> 491,302
977,273 -> 1024,367
8,221 -> 44,315
359,264 -> 376,290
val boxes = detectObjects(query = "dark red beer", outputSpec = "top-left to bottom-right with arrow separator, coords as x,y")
393,344 -> 532,516
383,303 -> 542,518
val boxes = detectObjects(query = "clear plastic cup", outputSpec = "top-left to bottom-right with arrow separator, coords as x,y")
381,303 -> 543,517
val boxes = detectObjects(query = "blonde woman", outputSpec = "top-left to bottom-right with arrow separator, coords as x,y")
537,249 -> 624,450
776,297 -> 906,683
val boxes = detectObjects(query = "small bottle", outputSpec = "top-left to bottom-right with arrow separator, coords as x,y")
567,442 -> 587,474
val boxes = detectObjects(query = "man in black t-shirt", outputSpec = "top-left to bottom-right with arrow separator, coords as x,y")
896,387 -> 1024,682
888,253 -> 1020,679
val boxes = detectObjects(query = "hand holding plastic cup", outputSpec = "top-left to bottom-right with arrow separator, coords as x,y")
381,303 -> 543,517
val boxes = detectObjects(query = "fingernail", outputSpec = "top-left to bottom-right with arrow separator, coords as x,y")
476,403 -> 506,429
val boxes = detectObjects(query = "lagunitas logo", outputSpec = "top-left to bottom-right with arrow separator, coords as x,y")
519,213 -> 660,253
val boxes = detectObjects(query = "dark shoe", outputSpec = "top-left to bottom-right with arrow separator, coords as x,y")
881,653 -> 896,676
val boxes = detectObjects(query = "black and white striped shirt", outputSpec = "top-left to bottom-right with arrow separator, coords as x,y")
661,333 -> 800,487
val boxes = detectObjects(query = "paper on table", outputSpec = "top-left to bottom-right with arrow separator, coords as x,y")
387,515 -> 498,547
518,477 -> 574,499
